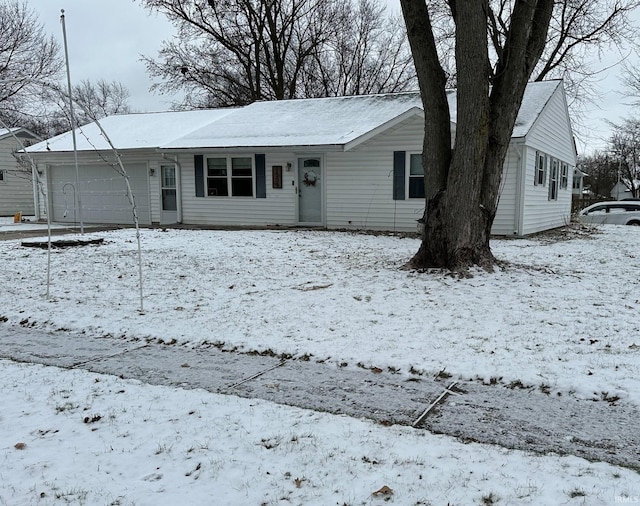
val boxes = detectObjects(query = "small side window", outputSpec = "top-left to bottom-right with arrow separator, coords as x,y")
560,163 -> 568,189
548,158 -> 559,201
535,151 -> 547,186
408,153 -> 425,199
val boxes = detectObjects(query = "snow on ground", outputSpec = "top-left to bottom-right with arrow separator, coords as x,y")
1,222 -> 639,403
0,216 -> 68,232
2,360 -> 638,506
1,220 -> 640,504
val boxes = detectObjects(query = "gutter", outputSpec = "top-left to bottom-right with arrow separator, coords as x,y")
156,144 -> 345,154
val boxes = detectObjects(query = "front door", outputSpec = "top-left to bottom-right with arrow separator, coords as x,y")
298,157 -> 322,224
160,164 -> 177,224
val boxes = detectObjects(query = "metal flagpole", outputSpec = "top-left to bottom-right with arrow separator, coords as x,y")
60,9 -> 84,234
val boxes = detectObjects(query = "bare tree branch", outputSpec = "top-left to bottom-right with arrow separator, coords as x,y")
141,0 -> 416,108
0,0 -> 62,124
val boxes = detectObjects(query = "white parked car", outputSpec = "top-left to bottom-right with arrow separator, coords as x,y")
578,201 -> 640,226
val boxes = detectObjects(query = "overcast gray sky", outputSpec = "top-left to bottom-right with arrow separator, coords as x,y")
37,0 -> 178,111
31,0 -> 637,153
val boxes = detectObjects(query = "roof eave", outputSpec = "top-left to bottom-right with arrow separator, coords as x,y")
157,144 -> 345,153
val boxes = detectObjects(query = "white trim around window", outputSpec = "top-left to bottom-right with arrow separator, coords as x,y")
548,157 -> 559,201
407,152 -> 424,199
205,155 -> 255,197
534,150 -> 547,186
560,162 -> 569,189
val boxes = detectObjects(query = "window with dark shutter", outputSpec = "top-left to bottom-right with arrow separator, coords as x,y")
255,154 -> 266,198
408,153 -> 425,199
194,155 -> 204,197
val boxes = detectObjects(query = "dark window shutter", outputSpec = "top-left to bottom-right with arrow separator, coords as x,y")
194,155 -> 204,197
255,154 -> 266,198
393,151 -> 406,200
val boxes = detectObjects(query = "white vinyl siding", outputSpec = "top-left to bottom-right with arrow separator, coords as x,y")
491,145 -> 519,235
325,115 -> 522,234
520,85 -> 576,235
180,153 -> 296,227
149,162 -> 161,223
325,115 -> 426,232
0,134 -> 35,216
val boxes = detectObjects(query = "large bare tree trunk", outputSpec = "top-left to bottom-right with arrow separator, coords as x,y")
407,0 -> 493,270
401,0 -> 554,271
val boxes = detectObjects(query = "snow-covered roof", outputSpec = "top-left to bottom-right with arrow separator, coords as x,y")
26,109 -> 236,153
27,80 -> 562,153
0,128 -> 19,138
165,92 -> 426,149
0,127 -> 40,142
512,80 -> 561,137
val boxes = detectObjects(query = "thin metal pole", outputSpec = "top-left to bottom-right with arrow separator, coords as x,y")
89,117 -> 145,313
60,9 -> 83,234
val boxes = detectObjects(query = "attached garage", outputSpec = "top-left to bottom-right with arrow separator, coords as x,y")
47,163 -> 151,225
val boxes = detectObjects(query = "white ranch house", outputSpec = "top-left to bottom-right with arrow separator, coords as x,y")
27,80 -> 576,235
0,128 -> 40,217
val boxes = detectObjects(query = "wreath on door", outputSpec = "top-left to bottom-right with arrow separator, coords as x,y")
303,170 -> 318,186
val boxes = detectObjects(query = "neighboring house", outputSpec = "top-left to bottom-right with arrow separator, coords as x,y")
26,80 -> 576,235
611,180 -> 640,200
0,128 -> 40,216
572,168 -> 588,197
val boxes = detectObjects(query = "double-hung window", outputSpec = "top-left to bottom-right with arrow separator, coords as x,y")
0,170 -> 4,182
548,158 -> 559,201
231,157 -> 253,196
535,151 -> 547,186
560,162 -> 569,189
206,156 -> 254,197
408,153 -> 425,199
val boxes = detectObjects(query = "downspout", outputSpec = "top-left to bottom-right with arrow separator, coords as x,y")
161,153 -> 182,223
15,150 -> 41,219
46,164 -> 53,221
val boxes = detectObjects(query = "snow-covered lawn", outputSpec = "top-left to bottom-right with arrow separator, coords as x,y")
3,223 -> 639,403
1,221 -> 639,504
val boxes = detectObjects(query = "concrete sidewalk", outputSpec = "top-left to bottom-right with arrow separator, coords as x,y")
1,324 -> 638,471
0,218 -> 116,241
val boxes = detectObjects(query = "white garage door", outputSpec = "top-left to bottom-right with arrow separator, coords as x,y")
49,163 -> 151,225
